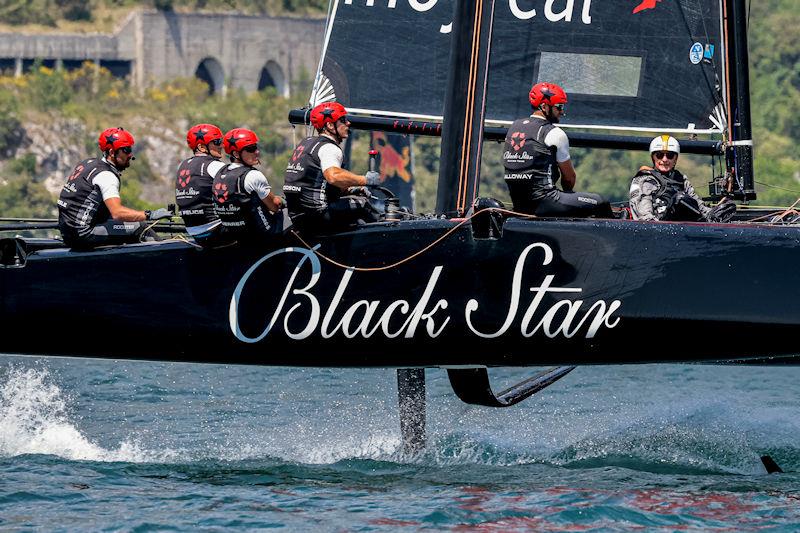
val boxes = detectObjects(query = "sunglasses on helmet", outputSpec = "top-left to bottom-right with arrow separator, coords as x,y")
654,151 -> 677,160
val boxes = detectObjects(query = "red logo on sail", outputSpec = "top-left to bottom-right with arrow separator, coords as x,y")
632,0 -> 661,14
372,132 -> 411,183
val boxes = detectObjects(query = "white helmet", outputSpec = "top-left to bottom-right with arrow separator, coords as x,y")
649,135 -> 680,155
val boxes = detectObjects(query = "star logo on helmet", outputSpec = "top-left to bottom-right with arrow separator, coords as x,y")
105,134 -> 117,146
195,130 -> 206,141
321,109 -> 334,119
540,87 -> 555,102
226,135 -> 237,147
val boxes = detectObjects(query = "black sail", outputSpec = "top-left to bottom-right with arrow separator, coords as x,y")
318,0 -> 724,133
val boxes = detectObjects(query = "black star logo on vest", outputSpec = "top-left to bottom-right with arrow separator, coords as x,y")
195,130 -> 207,141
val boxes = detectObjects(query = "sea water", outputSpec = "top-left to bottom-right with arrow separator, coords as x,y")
1,356 -> 799,531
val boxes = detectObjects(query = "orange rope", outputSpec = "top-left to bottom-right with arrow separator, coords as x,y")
456,0 -> 484,216
289,208 -> 535,273
288,202 -> 800,273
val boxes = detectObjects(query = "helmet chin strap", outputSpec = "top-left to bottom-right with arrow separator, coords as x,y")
326,122 -> 344,144
535,104 -> 556,122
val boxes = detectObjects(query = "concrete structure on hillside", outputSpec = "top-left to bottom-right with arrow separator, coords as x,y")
0,10 -> 325,96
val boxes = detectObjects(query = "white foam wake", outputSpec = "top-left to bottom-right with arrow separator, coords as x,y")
0,365 -> 176,463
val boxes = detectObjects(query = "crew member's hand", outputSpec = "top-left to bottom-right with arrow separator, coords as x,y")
146,208 -> 173,221
706,199 -> 736,223
365,170 -> 381,187
275,196 -> 286,209
348,186 -> 373,198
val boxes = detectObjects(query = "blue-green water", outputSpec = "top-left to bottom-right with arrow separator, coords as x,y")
1,357 -> 799,531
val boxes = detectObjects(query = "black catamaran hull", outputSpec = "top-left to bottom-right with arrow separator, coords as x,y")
1,217 -> 798,366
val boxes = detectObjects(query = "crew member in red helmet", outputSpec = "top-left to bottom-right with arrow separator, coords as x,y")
57,127 -> 172,249
283,101 -> 381,232
212,127 -> 286,243
175,123 -> 226,246
503,82 -> 612,218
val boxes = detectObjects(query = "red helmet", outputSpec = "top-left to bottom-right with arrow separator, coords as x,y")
529,82 -> 568,108
98,127 -> 135,152
310,102 -> 348,130
223,128 -> 259,155
187,123 -> 223,150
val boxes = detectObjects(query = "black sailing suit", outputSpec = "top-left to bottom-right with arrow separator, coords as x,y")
212,164 -> 284,244
175,154 -> 224,246
629,167 -> 711,221
502,116 -> 612,218
283,135 -> 377,233
57,158 -> 146,249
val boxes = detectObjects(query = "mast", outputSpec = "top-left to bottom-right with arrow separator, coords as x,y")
725,0 -> 756,200
435,0 -> 496,217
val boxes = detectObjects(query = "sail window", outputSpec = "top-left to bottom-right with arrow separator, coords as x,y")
536,52 -> 643,98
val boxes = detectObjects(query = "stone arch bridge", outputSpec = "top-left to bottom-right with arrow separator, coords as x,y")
0,10 -> 325,97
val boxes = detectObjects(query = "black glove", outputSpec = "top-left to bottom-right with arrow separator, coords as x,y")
146,208 -> 173,221
706,199 -> 736,223
365,170 -> 381,187
347,186 -> 374,198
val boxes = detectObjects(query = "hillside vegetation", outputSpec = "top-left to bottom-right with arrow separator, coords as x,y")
0,0 -> 326,31
0,0 -> 797,218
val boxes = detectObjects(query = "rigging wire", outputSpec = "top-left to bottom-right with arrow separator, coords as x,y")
747,0 -> 751,31
754,181 -> 800,195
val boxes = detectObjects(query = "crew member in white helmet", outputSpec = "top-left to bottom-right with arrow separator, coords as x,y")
629,135 -> 735,222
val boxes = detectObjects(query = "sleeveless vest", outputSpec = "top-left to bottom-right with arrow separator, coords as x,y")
283,135 -> 341,217
57,158 -> 120,237
212,164 -> 274,236
502,117 -> 560,201
636,168 -> 688,218
175,154 -> 221,229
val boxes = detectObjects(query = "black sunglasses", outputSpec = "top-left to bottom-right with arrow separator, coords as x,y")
553,103 -> 566,111
210,139 -> 223,146
119,146 -> 133,154
654,151 -> 677,160
242,144 -> 259,153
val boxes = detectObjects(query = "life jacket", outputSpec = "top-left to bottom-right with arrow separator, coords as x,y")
502,116 -> 560,200
283,135 -> 341,217
212,164 -> 275,237
175,154 -> 221,229
635,167 -> 697,220
57,158 -> 120,237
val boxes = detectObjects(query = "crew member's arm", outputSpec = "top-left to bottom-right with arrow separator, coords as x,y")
323,167 -> 371,189
319,143 -> 373,189
628,170 -> 660,221
558,161 -> 577,192
682,176 -> 712,218
244,170 -> 285,212
263,192 -> 285,212
104,198 -> 146,221
95,172 -> 146,221
546,128 -> 576,192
